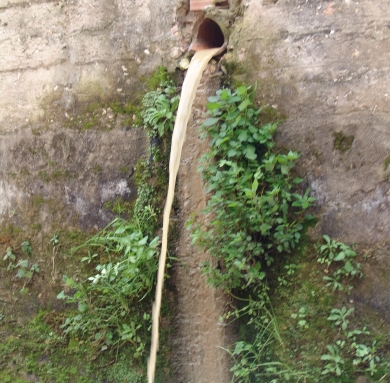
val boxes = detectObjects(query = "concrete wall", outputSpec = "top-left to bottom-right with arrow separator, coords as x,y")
227,0 -> 390,326
228,0 -> 390,249
0,0 -> 183,132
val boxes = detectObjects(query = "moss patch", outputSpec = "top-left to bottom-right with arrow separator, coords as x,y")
383,156 -> 390,171
333,131 -> 354,152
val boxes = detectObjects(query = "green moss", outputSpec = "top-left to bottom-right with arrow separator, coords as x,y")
31,195 -> 46,207
104,197 -> 134,217
82,116 -> 98,130
119,165 -> 129,173
221,60 -> 247,88
20,168 -> 29,176
143,66 -> 172,91
258,106 -> 286,125
333,131 -> 354,152
37,169 -> 73,182
383,156 -> 390,171
29,223 -> 42,231
93,165 -> 103,173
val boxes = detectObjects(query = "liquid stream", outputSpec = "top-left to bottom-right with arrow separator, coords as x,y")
147,48 -> 220,383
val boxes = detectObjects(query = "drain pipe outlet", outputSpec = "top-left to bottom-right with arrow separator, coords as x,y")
189,17 -> 227,56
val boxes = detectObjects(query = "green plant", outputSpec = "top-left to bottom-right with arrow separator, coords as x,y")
321,344 -> 344,376
142,81 -> 179,137
80,251 -> 98,264
187,84 -> 316,381
323,275 -> 345,291
317,235 -> 362,291
189,85 -> 314,291
50,233 -> 59,246
327,306 -> 354,331
3,245 -> 39,288
333,131 -> 354,152
21,240 -> 32,254
3,247 -> 15,263
291,307 -> 309,329
58,218 -> 159,357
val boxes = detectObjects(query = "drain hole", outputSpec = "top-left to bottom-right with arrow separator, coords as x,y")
191,18 -> 225,51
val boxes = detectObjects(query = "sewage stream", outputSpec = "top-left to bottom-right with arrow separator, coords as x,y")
147,47 -> 221,383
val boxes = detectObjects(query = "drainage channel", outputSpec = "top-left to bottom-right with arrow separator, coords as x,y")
147,12 -> 229,383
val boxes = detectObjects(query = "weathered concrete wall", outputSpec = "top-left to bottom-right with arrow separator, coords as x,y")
228,0 -> 390,325
0,0 -> 184,132
0,0 -> 195,229
228,0 -> 390,249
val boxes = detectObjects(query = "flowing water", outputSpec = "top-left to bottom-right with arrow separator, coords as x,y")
147,47 -> 221,383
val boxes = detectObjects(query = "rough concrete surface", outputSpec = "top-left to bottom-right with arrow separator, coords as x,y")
0,0 -> 181,132
227,0 -> 390,324
229,0 -> 390,247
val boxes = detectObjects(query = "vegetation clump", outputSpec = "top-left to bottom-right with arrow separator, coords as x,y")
0,67 -> 178,382
54,69 -> 179,380
189,85 -> 315,291
189,85 -> 390,382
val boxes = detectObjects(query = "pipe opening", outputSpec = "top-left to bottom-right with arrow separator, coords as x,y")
190,18 -> 225,52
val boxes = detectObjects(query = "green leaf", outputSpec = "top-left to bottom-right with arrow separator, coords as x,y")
19,259 -> 29,268
344,261 -> 354,273
244,145 -> 256,160
207,95 -> 220,102
228,149 -> 237,157
202,117 -> 220,127
238,98 -> 251,111
334,252 -> 345,261
252,178 -> 259,194
78,302 -> 88,312
260,223 -> 272,235
281,164 -> 289,174
207,102 -> 220,111
236,86 -> 248,95
238,130 -> 248,142
17,268 -> 26,278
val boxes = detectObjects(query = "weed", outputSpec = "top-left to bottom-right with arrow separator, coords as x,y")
50,233 -> 60,246
327,306 -> 354,331
317,235 -> 362,291
190,85 -> 314,291
188,84 -> 315,381
142,81 -> 179,137
321,344 -> 344,376
3,242 -> 40,293
144,66 -> 172,91
53,66 -> 176,381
